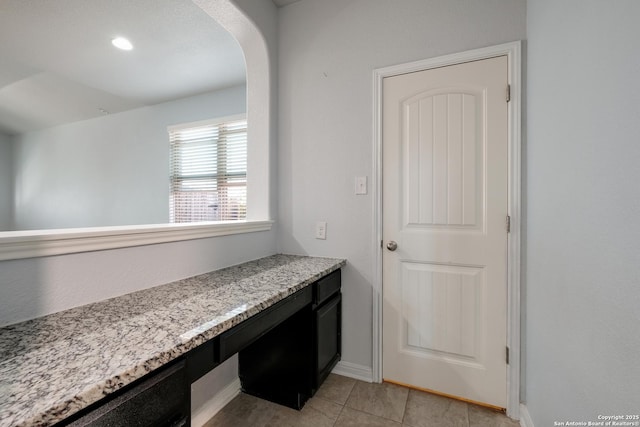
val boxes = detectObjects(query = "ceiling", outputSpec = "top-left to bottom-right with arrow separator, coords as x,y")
0,0 -> 247,135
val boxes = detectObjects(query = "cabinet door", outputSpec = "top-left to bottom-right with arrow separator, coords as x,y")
315,293 -> 341,389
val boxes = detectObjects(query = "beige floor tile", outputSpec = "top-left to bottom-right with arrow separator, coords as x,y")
345,381 -> 409,422
306,396 -> 345,421
467,404 -> 519,427
204,375 -> 519,427
402,390 -> 469,427
264,396 -> 344,427
314,373 -> 357,405
202,393 -> 277,427
335,407 -> 402,427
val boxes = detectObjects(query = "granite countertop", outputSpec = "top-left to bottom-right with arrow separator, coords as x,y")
0,254 -> 346,427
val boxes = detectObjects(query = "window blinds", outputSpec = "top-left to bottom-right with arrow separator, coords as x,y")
169,118 -> 247,223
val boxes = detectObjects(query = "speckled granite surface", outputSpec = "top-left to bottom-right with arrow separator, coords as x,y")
0,254 -> 345,427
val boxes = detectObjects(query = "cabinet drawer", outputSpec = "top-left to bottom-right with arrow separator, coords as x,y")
315,269 -> 341,306
65,360 -> 188,427
219,286 -> 313,361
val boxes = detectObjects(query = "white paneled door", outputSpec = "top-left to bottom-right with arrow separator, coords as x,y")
382,56 -> 509,408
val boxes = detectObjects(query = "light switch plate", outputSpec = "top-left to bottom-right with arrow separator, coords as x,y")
355,176 -> 368,195
315,221 -> 327,240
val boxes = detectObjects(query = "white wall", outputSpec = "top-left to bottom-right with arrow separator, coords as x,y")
11,85 -> 245,230
277,0 -> 526,375
525,1 -> 640,424
0,133 -> 13,230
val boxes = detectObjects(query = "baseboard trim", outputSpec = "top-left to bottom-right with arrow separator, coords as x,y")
332,361 -> 374,382
191,378 -> 241,427
519,403 -> 535,427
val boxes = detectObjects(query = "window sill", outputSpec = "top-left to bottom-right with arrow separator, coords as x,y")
0,220 -> 274,261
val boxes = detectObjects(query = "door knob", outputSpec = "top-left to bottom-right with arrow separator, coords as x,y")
386,241 -> 398,251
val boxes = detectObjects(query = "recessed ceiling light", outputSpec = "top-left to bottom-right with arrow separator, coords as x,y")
112,37 -> 133,51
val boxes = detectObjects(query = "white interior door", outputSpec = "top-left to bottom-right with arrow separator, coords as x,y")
382,56 -> 509,408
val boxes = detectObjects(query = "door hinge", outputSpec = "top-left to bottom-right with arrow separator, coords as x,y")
506,215 -> 511,233
506,346 -> 510,364
506,84 -> 511,102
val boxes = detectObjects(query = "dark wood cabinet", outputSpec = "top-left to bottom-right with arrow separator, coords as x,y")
239,269 -> 342,409
312,269 -> 342,393
238,304 -> 314,409
63,360 -> 189,427
314,291 -> 341,392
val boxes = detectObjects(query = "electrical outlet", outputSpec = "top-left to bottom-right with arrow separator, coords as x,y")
315,221 -> 327,240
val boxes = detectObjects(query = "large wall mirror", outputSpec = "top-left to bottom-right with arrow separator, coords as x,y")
0,0 -> 247,233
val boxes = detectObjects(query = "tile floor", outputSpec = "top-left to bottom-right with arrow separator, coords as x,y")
204,374 -> 520,427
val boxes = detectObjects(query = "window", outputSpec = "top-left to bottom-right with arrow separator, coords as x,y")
169,116 -> 247,223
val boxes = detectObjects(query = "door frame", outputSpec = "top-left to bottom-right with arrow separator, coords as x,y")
372,41 -> 522,419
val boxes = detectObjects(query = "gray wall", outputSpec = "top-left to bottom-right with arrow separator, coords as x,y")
0,132 -> 13,230
525,0 -> 640,424
277,0 -> 526,373
11,85 -> 245,231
